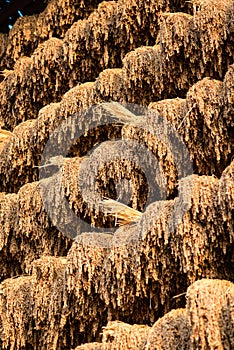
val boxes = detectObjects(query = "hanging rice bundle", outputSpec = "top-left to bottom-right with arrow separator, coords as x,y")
0,0 -> 233,347
186,279 -> 234,349
1,0 -> 107,70
192,0 -> 233,77
0,120 -> 39,192
36,0 -> 106,40
0,56 -> 33,129
63,2 -> 118,83
121,116 -> 179,199
0,82 -> 96,192
0,181 -> 71,282
101,321 -> 150,349
0,166 -> 233,348
146,308 -> 190,350
63,172 -> 233,341
159,0 -> 234,89
0,256 -> 68,350
184,78 -> 230,176
6,15 -> 38,67
122,45 -> 161,105
60,154 -> 146,229
0,0 -> 232,132
0,275 -> 33,349
0,192 -> 19,281
122,0 -> 234,105
159,12 -> 195,94
0,61 -> 232,196
94,68 -> 124,102
149,64 -> 234,177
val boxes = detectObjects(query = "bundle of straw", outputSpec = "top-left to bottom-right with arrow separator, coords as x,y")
101,102 -> 139,124
101,198 -> 142,226
0,129 -> 13,138
0,69 -> 13,79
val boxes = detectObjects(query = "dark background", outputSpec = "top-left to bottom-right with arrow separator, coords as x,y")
0,0 -> 48,33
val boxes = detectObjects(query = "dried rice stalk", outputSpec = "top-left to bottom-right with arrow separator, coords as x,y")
101,102 -> 137,124
0,69 -> 13,78
100,198 -> 142,226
